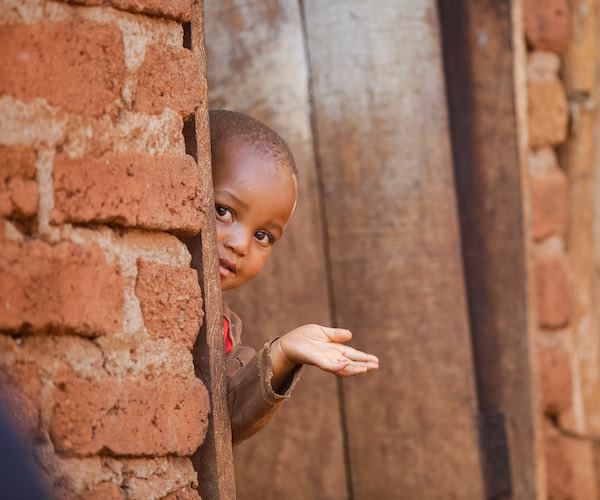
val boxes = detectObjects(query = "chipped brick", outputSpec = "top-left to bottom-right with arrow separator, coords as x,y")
111,0 -> 191,22
136,260 -> 202,349
55,0 -> 191,22
51,373 -> 210,456
0,21 -> 125,118
118,457 -> 199,499
162,486 -> 202,500
134,44 -> 204,119
0,145 -> 38,220
52,153 -> 206,234
0,240 -> 123,336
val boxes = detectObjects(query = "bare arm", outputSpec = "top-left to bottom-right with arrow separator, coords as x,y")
269,325 -> 379,393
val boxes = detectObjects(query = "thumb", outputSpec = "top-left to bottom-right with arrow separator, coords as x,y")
320,326 -> 352,343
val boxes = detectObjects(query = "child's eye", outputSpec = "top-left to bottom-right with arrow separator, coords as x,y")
215,205 -> 233,223
254,230 -> 274,246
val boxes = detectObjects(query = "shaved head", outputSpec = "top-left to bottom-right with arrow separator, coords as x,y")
209,109 -> 297,176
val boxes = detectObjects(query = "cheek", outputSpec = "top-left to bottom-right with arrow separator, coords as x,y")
215,222 -> 228,243
245,248 -> 271,278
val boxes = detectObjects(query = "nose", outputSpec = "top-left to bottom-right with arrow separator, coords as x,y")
223,223 -> 250,257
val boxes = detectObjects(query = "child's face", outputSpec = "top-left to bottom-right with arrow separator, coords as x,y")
213,143 -> 297,291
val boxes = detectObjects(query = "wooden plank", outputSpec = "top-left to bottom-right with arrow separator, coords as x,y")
186,2 -> 236,498
302,2 -> 485,498
438,1 -> 538,497
204,2 -> 348,499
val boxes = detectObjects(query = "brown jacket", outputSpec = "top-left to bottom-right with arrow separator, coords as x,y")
224,303 -> 302,444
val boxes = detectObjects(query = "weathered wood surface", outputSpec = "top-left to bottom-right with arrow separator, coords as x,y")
205,1 -> 348,498
438,1 -> 537,498
302,1 -> 484,498
187,2 -> 236,498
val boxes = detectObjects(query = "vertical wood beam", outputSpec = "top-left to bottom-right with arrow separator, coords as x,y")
438,1 -> 538,497
187,2 -> 236,498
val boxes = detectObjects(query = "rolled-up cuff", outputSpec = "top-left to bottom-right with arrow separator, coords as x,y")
228,339 -> 303,444
258,338 -> 303,401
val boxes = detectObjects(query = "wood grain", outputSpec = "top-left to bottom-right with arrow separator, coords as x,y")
302,1 -> 485,497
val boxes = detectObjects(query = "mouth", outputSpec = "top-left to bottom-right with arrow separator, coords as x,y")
219,258 -> 237,278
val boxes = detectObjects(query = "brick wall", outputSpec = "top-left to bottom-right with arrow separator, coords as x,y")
524,0 -> 599,498
0,1 -> 210,498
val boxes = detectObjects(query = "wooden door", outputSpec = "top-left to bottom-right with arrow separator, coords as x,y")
204,1 -> 490,498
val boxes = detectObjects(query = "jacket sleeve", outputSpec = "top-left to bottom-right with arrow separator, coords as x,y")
226,339 -> 302,445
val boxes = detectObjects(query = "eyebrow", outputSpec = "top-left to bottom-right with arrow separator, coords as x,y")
216,190 -> 249,210
265,221 -> 283,236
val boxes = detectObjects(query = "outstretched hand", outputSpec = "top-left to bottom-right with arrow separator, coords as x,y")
270,324 -> 379,391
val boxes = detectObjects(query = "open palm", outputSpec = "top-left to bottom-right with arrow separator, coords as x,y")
277,324 -> 379,377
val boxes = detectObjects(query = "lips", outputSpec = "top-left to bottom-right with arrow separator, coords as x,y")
219,258 -> 237,278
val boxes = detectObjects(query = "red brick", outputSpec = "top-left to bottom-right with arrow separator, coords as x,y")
50,373 -> 210,456
0,21 -> 125,118
55,0 -> 191,22
110,0 -> 191,22
0,362 -> 41,438
133,44 -> 204,119
135,260 -> 202,349
539,343 -> 572,415
528,79 -> 568,148
56,0 -> 104,5
0,240 -> 123,336
118,457 -> 199,499
530,164 -> 568,241
83,482 -> 125,500
524,0 -> 570,53
0,145 -> 38,220
535,253 -> 571,328
543,418 -> 599,499
543,418 -> 574,499
52,153 -> 206,234
163,486 -> 202,500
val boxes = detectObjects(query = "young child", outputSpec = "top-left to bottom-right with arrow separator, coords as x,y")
209,110 -> 379,444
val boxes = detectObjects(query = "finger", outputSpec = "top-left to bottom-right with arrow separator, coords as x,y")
334,344 -> 379,364
317,355 -> 351,373
319,326 -> 352,343
337,363 -> 369,377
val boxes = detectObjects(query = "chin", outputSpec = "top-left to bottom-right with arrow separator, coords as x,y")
221,279 -> 240,292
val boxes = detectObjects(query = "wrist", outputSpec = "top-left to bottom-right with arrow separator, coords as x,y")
269,337 -> 298,394
271,337 -> 297,371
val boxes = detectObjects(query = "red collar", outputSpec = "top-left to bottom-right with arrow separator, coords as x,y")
223,316 -> 233,354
